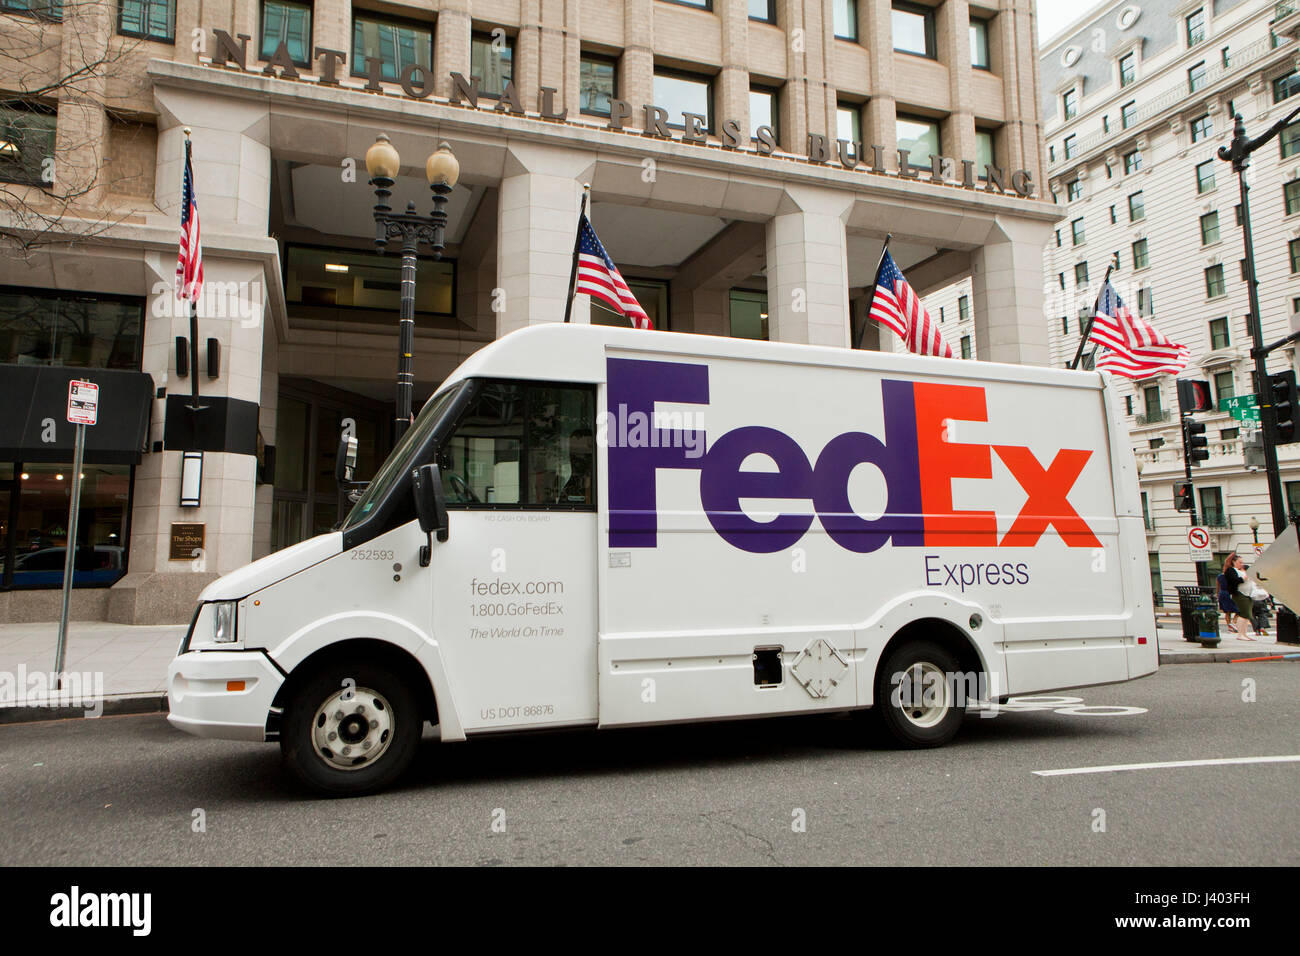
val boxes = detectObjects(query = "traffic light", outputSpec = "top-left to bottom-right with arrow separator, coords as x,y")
1177,378 -> 1213,414
1269,370 -> 1299,444
1184,418 -> 1209,465
1174,481 -> 1194,512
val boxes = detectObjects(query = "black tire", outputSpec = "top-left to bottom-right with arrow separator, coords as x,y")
280,660 -> 422,797
869,639 -> 966,748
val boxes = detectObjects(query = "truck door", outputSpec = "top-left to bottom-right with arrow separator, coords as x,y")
429,380 -> 599,733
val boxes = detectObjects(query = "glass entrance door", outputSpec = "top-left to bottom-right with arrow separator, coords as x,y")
271,381 -> 390,552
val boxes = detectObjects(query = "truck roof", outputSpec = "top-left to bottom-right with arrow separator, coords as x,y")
443,323 -> 1107,392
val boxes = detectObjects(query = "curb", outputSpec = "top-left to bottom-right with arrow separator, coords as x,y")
0,693 -> 168,726
1160,646 -> 1300,665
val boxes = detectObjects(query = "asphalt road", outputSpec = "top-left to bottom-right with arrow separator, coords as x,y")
0,663 -> 1296,866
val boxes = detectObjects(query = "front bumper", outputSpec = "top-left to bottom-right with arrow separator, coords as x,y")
167,650 -> 284,742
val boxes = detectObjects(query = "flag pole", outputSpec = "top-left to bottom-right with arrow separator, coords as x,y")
1070,254 -> 1118,370
562,183 -> 591,324
854,233 -> 892,350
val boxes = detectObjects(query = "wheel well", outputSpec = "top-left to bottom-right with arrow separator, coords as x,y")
876,618 -> 984,693
270,639 -> 439,726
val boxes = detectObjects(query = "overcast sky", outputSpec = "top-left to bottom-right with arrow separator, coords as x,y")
1038,0 -> 1103,48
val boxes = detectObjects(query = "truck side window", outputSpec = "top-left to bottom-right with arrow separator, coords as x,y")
438,381 -> 595,509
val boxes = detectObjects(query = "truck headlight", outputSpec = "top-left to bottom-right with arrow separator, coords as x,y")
212,601 -> 237,644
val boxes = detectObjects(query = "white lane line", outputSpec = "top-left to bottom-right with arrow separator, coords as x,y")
1033,755 -> 1300,777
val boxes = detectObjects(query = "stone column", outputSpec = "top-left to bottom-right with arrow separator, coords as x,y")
971,217 -> 1054,365
621,0 -> 654,122
765,186 -> 853,347
312,0 -> 353,73
718,0 -> 750,137
778,0 -> 808,152
496,145 -> 596,334
938,0 -> 975,168
435,0 -> 472,98
863,0 -> 896,155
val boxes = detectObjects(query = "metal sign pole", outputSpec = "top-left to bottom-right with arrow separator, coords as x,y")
55,422 -> 86,689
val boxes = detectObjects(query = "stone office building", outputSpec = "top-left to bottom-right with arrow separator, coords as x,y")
1040,0 -> 1300,601
0,0 -> 1055,623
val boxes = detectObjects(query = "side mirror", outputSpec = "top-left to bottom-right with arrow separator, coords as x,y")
335,435 -> 358,485
411,463 -> 449,566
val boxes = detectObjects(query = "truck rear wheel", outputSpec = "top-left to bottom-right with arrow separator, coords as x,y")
280,661 -> 421,796
869,639 -> 966,748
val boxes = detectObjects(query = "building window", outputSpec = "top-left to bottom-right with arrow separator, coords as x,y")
1196,159 -> 1215,193
592,278 -> 668,330
1188,61 -> 1207,94
1275,71 -> 1300,104
833,0 -> 857,40
958,295 -> 970,322
1220,426 -> 1238,440
1067,179 -> 1082,201
662,0 -> 711,8
1137,285 -> 1153,315
748,0 -> 775,22
1129,191 -> 1145,221
1055,229 -> 1062,247
729,289 -> 768,340
470,31 -> 514,97
286,244 -> 454,316
1103,114 -> 1111,133
1132,238 -> 1149,270
939,307 -> 944,323
0,286 -> 143,369
260,0 -> 312,66
1049,144 -> 1056,163
1292,296 -> 1300,315
1075,261 -> 1089,286
1209,317 -> 1230,350
0,104 -> 56,187
1057,273 -> 1065,290
1149,552 -> 1164,605
1204,264 -> 1226,298
1191,114 -> 1212,143
1061,315 -> 1069,335
1286,179 -> 1300,215
1200,210 -> 1220,245
0,0 -> 62,17
1234,204 -> 1243,226
1119,52 -> 1136,87
351,15 -> 432,82
1064,134 -> 1077,160
749,87 -> 779,145
1071,217 -> 1085,245
893,3 -> 935,58
1105,162 -> 1113,179
1283,122 -> 1300,159
118,0 -> 175,41
1121,101 -> 1137,129
896,115 -> 939,168
1126,395 -> 1134,416
970,18 -> 990,70
1109,206 -> 1117,225
975,129 -> 994,174
960,335 -> 971,359
1144,384 -> 1162,419
1291,238 -> 1300,273
579,54 -> 617,117
1124,149 -> 1141,174
1200,487 -> 1225,528
1113,249 -> 1122,270
1240,258 -> 1249,281
1148,437 -> 1164,449
1186,7 -> 1205,47
1286,480 -> 1300,519
653,70 -> 714,131
1062,88 -> 1077,121
837,103 -> 861,143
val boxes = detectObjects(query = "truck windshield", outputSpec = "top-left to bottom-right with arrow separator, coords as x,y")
341,382 -> 467,530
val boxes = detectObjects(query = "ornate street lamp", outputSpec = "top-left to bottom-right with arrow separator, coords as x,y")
365,134 -> 461,441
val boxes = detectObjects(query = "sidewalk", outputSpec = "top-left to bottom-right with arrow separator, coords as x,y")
0,621 -> 183,723
0,619 -> 1295,725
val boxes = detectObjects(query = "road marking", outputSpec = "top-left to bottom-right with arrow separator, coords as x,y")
1033,755 -> 1300,777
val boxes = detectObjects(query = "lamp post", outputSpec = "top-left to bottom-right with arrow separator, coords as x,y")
365,134 -> 460,442
1218,107 -> 1300,536
1250,515 -> 1259,545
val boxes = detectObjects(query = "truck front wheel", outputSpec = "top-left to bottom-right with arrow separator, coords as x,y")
869,639 -> 966,748
280,662 -> 422,796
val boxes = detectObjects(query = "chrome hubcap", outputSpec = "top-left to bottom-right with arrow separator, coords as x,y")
310,686 -> 393,771
896,661 -> 952,729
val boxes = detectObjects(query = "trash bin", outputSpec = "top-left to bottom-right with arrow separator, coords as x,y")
1277,605 -> 1299,645
1192,592 -> 1221,646
1176,585 -> 1218,642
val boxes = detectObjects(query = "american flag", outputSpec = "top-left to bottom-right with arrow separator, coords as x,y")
1088,280 -> 1188,378
868,250 -> 953,358
574,215 -> 652,330
176,138 -> 204,302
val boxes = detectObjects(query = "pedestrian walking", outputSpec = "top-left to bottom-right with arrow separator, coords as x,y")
1218,552 -> 1254,636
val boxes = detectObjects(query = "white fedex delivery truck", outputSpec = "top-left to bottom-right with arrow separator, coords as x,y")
168,324 -> 1157,795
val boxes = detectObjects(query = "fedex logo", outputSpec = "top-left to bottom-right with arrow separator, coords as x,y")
606,357 -> 1101,554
